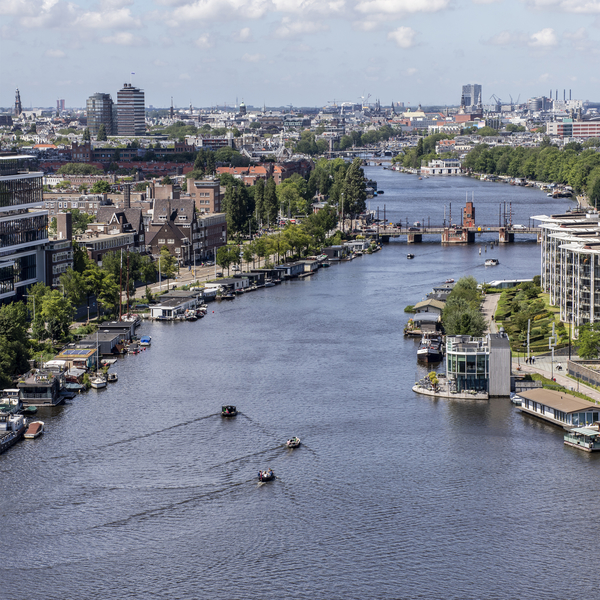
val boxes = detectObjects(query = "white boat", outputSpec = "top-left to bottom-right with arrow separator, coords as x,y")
90,376 -> 107,389
485,258 -> 499,266
286,436 -> 301,448
107,372 -> 118,383
24,420 -> 44,439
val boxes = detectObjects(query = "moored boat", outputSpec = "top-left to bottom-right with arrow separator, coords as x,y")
107,372 -> 118,383
24,420 -> 44,439
0,414 -> 26,454
258,468 -> 275,482
221,405 -> 237,417
90,376 -> 107,389
417,332 -> 444,363
286,436 -> 301,448
140,336 -> 151,346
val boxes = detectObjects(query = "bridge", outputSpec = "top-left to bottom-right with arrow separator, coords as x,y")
366,224 -> 541,244
358,201 -> 541,244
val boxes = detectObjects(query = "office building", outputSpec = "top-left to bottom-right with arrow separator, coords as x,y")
0,155 -> 48,303
86,93 -> 116,137
117,83 -> 145,136
461,84 -> 482,110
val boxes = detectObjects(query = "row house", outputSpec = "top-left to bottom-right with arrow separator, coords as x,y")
43,193 -> 109,216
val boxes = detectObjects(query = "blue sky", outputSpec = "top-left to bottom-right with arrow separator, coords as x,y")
1,0 -> 599,109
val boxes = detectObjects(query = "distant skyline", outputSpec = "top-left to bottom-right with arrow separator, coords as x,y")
1,0 -> 599,110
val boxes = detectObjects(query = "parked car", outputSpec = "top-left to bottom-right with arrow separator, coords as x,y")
205,261 -> 214,266
216,272 -> 223,277
513,224 -> 526,229
232,265 -> 240,272
133,303 -> 149,311
409,227 -> 420,231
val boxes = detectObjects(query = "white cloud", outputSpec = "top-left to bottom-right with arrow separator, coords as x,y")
529,27 -> 557,46
526,0 -> 600,13
387,26 -> 417,48
242,52 -> 265,62
75,8 -> 141,29
100,31 -> 144,45
272,0 -> 345,13
354,20 -> 379,31
45,48 -> 65,58
179,73 -> 191,79
233,27 -> 253,42
275,17 -> 328,38
194,34 -> 213,48
405,67 -> 418,75
356,0 -> 450,15
171,0 -> 269,22
486,30 -> 527,45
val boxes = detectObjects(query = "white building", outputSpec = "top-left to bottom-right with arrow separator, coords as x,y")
421,159 -> 462,175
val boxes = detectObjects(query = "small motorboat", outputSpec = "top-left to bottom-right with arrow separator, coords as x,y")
140,336 -> 151,346
107,372 -> 118,383
485,258 -> 499,266
286,437 -> 301,448
222,292 -> 235,300
20,406 -> 37,416
24,421 -> 44,439
444,278 -> 454,284
264,280 -> 275,287
221,405 -> 237,417
407,254 -> 415,259
90,376 -> 107,389
258,468 -> 275,482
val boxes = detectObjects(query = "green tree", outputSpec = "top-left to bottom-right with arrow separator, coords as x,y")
90,180 -> 111,194
41,290 -> 73,343
158,247 -> 177,286
0,302 -> 30,387
254,178 -> 265,224
263,177 -> 278,225
97,124 -> 107,141
83,128 -> 91,141
57,163 -> 102,176
342,158 -> 367,224
577,324 -> 600,359
59,268 -> 86,308
216,245 -> 232,273
69,209 -> 95,234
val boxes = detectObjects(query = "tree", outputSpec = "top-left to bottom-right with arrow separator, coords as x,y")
263,177 -> 278,225
216,245 -> 232,273
41,290 -> 73,343
57,163 -> 103,176
59,268 -> 86,308
577,324 -> 600,359
83,128 -> 91,141
69,209 -> 95,234
342,158 -> 367,224
254,178 -> 265,224
0,302 -> 30,387
97,124 -> 107,141
158,246 -> 177,286
161,175 -> 173,185
90,180 -> 111,194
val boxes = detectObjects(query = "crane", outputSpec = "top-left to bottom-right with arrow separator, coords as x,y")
490,94 -> 502,113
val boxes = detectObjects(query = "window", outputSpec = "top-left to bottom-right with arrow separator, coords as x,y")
158,239 -> 165,244
167,239 -> 175,244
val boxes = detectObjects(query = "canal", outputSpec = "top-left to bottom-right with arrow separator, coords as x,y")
2,171 -> 596,599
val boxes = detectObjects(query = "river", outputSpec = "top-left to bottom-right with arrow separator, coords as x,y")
2,170 -> 596,599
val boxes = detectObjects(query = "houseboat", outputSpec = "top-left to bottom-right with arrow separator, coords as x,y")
0,413 -> 27,454
518,389 -> 600,429
564,427 -> 600,452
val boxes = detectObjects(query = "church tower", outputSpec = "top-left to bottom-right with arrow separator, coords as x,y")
15,89 -> 22,116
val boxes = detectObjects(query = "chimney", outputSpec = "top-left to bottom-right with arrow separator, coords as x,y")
56,212 -> 72,241
124,184 -> 131,209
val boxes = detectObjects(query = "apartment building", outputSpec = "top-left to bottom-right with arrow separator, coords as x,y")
0,155 -> 48,303
117,83 -> 145,136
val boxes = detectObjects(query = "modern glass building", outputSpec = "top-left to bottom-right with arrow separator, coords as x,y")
117,84 -> 145,136
0,155 -> 47,303
86,93 -> 116,136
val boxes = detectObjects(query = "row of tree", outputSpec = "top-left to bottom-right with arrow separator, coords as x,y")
463,142 -> 600,205
442,276 -> 486,337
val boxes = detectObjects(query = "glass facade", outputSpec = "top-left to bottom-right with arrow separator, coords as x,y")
0,264 -> 15,295
0,156 -> 33,177
446,336 -> 490,392
0,175 -> 42,209
0,215 -> 47,249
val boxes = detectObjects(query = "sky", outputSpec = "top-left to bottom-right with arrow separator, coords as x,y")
1,0 -> 599,110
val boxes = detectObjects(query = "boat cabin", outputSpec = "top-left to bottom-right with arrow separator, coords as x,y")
322,245 -> 350,261
150,295 -> 198,320
275,262 -> 305,279
564,427 -> 600,452
18,370 -> 65,407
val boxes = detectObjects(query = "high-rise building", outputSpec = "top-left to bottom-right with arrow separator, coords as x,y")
461,84 -> 482,110
117,83 -> 145,136
14,89 -> 22,116
86,93 -> 115,137
0,155 -> 48,303
56,99 -> 65,113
